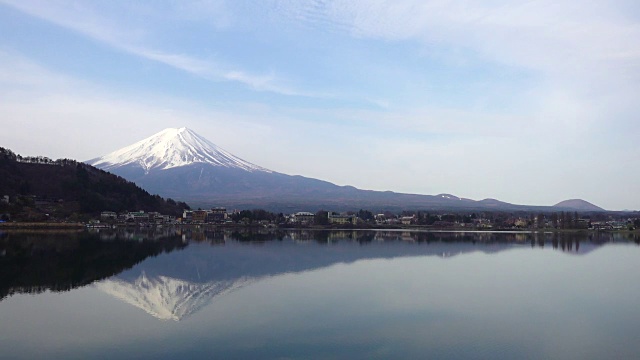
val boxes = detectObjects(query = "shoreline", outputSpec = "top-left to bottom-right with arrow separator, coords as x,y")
0,221 -> 636,234
0,222 -> 85,229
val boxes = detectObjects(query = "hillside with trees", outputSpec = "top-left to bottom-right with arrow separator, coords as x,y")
0,147 -> 189,221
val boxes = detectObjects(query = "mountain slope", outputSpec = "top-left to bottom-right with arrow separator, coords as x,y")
86,128 -> 605,212
88,127 -> 269,173
0,147 -> 189,218
85,128 -> 487,211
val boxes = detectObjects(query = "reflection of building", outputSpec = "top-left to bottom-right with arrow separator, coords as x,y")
328,230 -> 359,241
287,230 -> 314,242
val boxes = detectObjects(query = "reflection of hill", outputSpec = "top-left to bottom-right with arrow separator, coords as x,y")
98,230 -> 633,321
0,230 -> 186,300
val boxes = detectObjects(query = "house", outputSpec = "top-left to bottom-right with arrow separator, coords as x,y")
514,218 -> 528,228
100,211 -> 117,220
432,221 -> 455,228
125,211 -> 149,222
576,219 -> 590,229
207,207 -> 227,222
192,210 -> 208,223
328,213 -> 357,225
161,215 -> 174,223
293,212 -> 315,224
591,222 -> 613,230
400,216 -> 414,225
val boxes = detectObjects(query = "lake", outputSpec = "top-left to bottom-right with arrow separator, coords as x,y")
1,229 -> 639,359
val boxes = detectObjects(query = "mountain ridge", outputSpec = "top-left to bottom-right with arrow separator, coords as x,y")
87,128 -> 606,212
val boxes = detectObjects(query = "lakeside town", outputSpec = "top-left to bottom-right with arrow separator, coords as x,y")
1,193 -> 638,232
70,207 -> 640,232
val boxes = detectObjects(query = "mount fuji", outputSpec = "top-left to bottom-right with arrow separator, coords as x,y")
88,127 -> 385,211
87,128 -> 602,212
89,127 -> 269,174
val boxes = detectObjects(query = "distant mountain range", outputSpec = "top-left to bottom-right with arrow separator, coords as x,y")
87,127 -> 606,212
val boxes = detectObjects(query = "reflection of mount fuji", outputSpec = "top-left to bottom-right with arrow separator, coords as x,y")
96,272 -> 256,321
94,233 -> 609,321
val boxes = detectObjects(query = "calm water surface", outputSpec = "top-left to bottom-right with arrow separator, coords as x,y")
1,229 -> 639,359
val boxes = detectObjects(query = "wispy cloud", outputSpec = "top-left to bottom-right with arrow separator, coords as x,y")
276,0 -> 640,134
0,51 -> 277,158
0,0 -> 314,97
285,0 -> 640,72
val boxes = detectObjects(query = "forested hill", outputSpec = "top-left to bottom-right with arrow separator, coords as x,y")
0,147 -> 190,220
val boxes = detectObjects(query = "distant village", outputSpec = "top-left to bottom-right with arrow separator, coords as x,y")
1,192 -> 638,231
89,207 -> 640,231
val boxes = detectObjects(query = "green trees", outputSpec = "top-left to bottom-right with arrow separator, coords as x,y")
0,147 -> 190,219
229,209 -> 279,223
357,209 -> 374,223
537,213 -> 545,229
314,210 -> 329,225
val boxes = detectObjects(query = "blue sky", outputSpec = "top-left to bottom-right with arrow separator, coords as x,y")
1,0 -> 639,210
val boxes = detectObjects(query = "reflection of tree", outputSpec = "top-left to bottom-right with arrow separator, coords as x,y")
0,230 -> 186,301
356,232 -> 375,243
124,228 -> 638,251
312,230 -> 330,243
229,230 -> 286,242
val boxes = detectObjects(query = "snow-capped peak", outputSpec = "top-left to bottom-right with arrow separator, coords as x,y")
88,127 -> 270,173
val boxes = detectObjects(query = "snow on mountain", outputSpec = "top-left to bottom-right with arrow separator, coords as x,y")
437,194 -> 462,200
88,127 -> 270,174
95,272 -> 257,321
84,127 -> 595,212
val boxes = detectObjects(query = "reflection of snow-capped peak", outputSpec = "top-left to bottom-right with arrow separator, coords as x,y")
88,127 -> 270,173
95,272 -> 256,321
